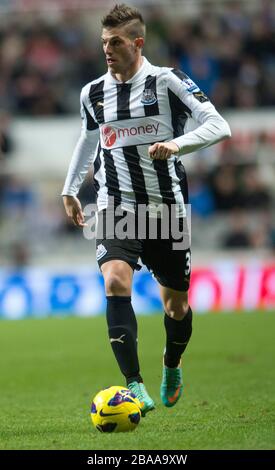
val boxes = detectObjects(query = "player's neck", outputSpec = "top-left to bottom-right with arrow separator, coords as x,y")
113,55 -> 143,83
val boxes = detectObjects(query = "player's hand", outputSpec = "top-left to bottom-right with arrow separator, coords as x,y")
148,141 -> 179,160
62,195 -> 87,227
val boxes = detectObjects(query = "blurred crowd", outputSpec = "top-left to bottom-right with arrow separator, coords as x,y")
0,1 -> 274,115
188,148 -> 275,251
0,0 -> 275,265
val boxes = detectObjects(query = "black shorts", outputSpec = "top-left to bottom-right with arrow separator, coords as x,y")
96,208 -> 191,292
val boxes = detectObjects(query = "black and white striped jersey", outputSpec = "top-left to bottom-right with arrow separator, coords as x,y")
62,57 -> 230,216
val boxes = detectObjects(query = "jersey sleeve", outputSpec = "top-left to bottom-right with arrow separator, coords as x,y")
166,69 -> 231,156
61,86 -> 99,196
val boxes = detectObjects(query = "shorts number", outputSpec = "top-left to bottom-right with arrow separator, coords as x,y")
185,251 -> 191,275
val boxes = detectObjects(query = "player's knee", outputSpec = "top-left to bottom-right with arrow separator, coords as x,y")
104,271 -> 131,296
164,296 -> 189,321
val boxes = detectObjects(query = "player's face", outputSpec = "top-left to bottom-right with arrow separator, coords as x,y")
101,27 -> 139,75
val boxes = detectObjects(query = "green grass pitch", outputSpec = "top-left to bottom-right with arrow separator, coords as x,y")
0,312 -> 274,450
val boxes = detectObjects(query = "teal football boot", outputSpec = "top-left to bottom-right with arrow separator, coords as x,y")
160,361 -> 183,407
128,382 -> 155,416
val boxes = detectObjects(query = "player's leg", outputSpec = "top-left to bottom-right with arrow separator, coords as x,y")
100,259 -> 155,415
101,259 -> 141,384
141,216 -> 192,407
159,286 -> 192,407
160,286 -> 192,367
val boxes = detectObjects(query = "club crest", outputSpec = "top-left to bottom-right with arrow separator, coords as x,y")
141,89 -> 157,105
96,243 -> 107,260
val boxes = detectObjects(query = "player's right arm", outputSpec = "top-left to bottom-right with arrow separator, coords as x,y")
62,86 -> 99,227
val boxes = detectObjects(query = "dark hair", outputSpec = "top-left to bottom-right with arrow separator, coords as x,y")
102,3 -> 145,39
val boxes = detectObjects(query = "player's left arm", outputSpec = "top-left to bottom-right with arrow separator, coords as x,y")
149,69 -> 231,160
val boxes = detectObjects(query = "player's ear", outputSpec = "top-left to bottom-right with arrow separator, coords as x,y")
134,37 -> 144,49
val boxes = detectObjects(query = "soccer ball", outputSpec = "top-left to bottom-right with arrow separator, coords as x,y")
91,386 -> 141,433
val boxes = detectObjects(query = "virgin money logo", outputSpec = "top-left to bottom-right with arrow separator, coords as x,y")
101,123 -> 159,148
102,126 -> 116,147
